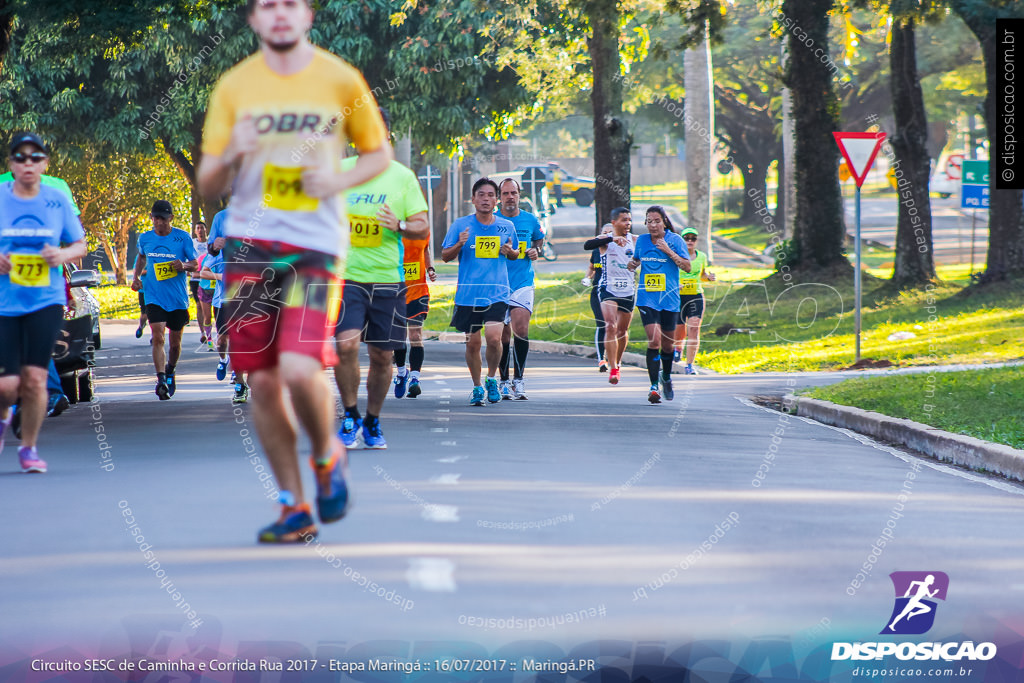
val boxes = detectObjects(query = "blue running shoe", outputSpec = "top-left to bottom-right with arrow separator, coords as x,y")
393,372 -> 408,398
339,414 -> 363,448
155,380 -> 170,401
362,419 -> 387,449
407,378 -> 421,398
312,444 -> 350,523
661,376 -> 674,401
166,372 -> 176,396
216,359 -> 228,381
485,377 -> 501,403
469,386 -> 485,406
258,503 -> 318,543
685,364 -> 697,376
673,349 -> 681,362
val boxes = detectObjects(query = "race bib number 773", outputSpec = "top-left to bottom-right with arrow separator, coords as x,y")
10,254 -> 49,287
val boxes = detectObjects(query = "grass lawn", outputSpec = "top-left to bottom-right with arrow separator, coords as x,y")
802,366 -> 1024,449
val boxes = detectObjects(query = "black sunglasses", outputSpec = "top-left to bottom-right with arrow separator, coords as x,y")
683,236 -> 698,241
10,152 -> 48,164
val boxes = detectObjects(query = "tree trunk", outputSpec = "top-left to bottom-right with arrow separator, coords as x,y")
889,19 -> 936,288
589,0 -> 631,233
684,35 -> 714,259
949,6 -> 1024,281
780,41 -> 796,240
782,0 -> 848,271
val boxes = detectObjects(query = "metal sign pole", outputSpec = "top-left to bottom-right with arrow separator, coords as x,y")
855,184 -> 862,363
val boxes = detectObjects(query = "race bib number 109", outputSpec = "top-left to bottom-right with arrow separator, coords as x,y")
263,164 -> 319,212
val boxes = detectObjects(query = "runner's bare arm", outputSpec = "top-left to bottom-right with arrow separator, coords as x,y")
403,211 -> 429,240
441,228 -> 470,262
41,240 -> 87,267
197,115 -> 259,199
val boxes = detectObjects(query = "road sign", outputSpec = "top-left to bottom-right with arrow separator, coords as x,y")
717,159 -> 733,175
417,165 -> 441,190
833,132 -> 886,188
961,159 -> 989,210
521,166 -> 547,199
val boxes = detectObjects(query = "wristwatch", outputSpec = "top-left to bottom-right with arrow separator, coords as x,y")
398,221 -> 406,232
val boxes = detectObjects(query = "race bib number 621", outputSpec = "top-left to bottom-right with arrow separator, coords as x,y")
644,273 -> 666,292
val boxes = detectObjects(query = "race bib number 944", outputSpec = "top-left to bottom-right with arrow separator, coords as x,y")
10,254 -> 49,287
475,235 -> 500,258
644,273 -> 666,292
403,262 -> 421,281
263,164 -> 319,212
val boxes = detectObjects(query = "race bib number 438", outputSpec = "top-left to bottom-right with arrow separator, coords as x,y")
644,273 -> 666,292
475,235 -> 500,258
263,164 -> 319,212
10,254 -> 49,287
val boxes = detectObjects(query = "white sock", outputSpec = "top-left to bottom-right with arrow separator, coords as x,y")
410,370 -> 420,381
397,367 -> 408,377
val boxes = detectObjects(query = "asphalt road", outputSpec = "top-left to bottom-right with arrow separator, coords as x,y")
2,321 -> 1023,678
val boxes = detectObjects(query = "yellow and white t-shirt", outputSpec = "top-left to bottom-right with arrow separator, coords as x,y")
202,48 -> 388,257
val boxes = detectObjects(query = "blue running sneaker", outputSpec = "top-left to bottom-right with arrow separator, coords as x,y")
407,378 -> 421,398
166,372 -> 176,396
661,376 -> 674,401
312,444 -> 350,523
216,359 -> 228,381
362,419 -> 387,449
155,380 -> 170,401
339,414 -> 363,448
258,503 -> 318,543
469,386 -> 485,406
673,349 -> 681,362
485,377 -> 501,403
393,372 -> 408,398
685,364 -> 697,376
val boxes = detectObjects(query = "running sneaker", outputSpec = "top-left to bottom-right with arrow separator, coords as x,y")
512,378 -> 529,400
648,385 -> 662,404
207,340 -> 215,352
598,359 -> 608,373
685,364 -> 698,376
673,349 -> 681,362
469,386 -> 485,406
393,373 -> 408,398
339,414 -> 363,448
407,378 -> 422,398
661,376 -> 674,401
362,419 -> 387,449
500,380 -> 513,400
216,359 -> 228,381
0,416 -> 8,452
200,334 -> 207,343
155,380 -> 171,401
257,503 -> 318,543
166,371 -> 176,397
19,446 -> 47,473
232,383 -> 249,404
311,443 -> 350,523
230,371 -> 237,384
609,368 -> 620,385
135,326 -> 144,339
485,378 -> 501,404
47,394 -> 70,417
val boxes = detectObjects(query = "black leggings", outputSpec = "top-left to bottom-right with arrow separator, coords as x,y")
590,287 -> 606,358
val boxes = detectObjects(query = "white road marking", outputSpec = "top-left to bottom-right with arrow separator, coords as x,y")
406,558 -> 457,592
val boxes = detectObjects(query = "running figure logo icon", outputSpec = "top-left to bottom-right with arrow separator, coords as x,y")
881,571 -> 949,635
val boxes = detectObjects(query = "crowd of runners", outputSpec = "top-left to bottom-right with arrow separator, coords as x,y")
0,0 -> 716,544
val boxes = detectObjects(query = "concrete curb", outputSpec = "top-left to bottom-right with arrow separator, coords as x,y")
711,236 -> 773,265
785,393 -> 1024,483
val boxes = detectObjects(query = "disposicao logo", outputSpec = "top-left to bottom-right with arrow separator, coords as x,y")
881,571 -> 948,635
832,571 -> 997,662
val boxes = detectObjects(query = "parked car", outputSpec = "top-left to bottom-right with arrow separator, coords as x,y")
52,267 -> 101,403
513,163 -> 596,207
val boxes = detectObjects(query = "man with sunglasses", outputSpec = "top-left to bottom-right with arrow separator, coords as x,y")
0,132 -> 87,473
131,200 -> 198,400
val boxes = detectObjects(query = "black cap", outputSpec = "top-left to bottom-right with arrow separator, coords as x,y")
9,131 -> 48,155
150,200 -> 174,218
